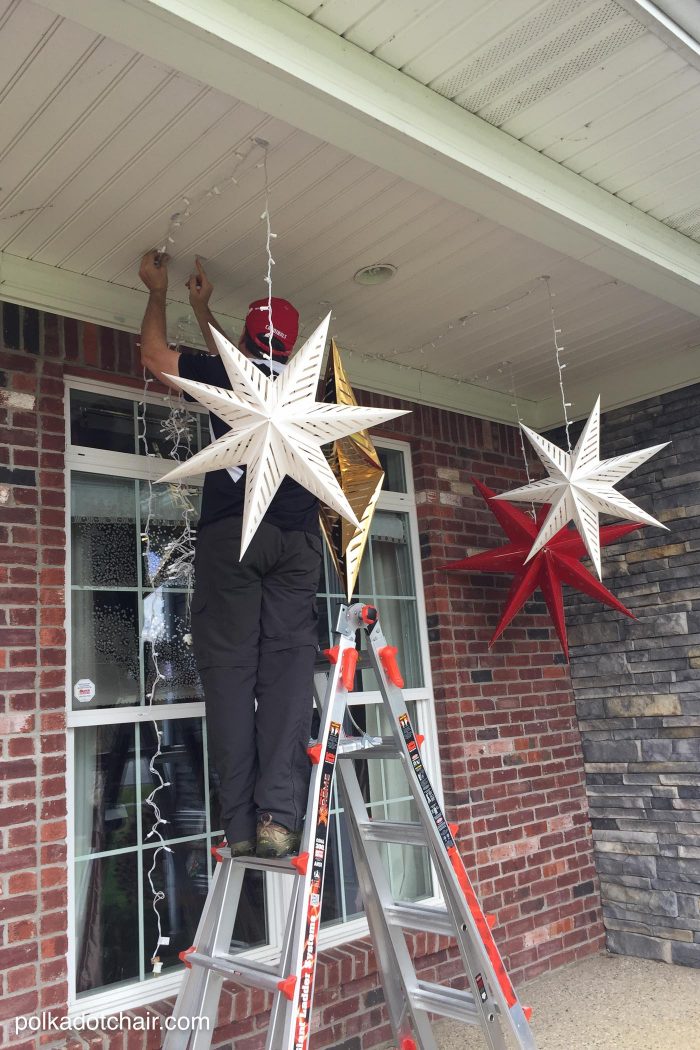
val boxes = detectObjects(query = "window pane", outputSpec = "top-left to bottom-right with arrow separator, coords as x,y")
70,390 -> 136,454
75,852 -> 140,995
71,474 -> 138,588
377,447 -> 407,492
74,724 -> 139,856
71,591 -> 140,709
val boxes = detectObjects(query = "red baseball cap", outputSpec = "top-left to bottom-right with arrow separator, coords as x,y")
245,297 -> 299,360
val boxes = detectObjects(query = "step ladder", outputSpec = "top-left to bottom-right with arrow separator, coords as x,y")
163,603 -> 538,1050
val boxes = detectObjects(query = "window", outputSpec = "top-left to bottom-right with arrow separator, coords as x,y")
65,378 -> 441,1014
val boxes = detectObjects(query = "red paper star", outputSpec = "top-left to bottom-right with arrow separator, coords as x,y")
443,479 -> 640,660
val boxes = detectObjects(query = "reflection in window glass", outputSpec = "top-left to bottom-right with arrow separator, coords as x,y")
71,474 -> 138,588
377,447 -> 407,493
370,512 -> 415,597
143,590 -> 202,705
139,481 -> 198,591
71,591 -> 140,709
75,852 -> 140,994
139,719 -> 206,837
74,723 -> 139,856
70,390 -> 136,454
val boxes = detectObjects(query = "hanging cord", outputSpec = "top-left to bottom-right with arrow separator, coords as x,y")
506,360 -> 537,521
542,275 -> 573,453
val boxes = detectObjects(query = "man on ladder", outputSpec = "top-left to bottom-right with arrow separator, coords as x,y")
139,250 -> 322,859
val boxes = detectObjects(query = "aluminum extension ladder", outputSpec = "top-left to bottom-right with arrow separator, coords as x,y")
163,603 -> 538,1050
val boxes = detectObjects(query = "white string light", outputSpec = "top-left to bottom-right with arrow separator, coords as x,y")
365,279 -> 545,365
156,139 -> 262,257
259,141 -> 276,365
138,360 -> 198,975
542,275 -> 573,453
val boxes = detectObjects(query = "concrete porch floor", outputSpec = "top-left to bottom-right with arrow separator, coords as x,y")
433,952 -> 700,1050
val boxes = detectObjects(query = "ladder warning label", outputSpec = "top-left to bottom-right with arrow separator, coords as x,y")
294,720 -> 341,1050
398,713 -> 453,850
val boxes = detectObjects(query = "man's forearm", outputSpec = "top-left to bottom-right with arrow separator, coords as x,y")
192,305 -> 228,356
140,289 -> 180,386
141,289 -> 168,357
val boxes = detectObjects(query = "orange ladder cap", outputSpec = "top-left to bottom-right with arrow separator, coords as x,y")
448,822 -> 459,837
523,1006 -> 533,1021
486,914 -> 496,930
210,842 -> 224,863
341,647 -> 359,691
307,743 -> 322,765
400,1038 -> 417,1050
324,645 -> 339,664
361,605 -> 378,625
291,853 -> 309,875
379,644 -> 404,687
277,976 -> 297,1001
179,946 -> 196,969
416,734 -> 425,748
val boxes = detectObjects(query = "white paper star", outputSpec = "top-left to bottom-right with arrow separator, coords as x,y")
494,397 -> 669,578
159,314 -> 408,557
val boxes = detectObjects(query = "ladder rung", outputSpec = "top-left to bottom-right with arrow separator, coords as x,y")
412,980 -> 480,1025
357,819 -> 425,846
185,951 -> 284,994
384,902 -> 454,937
338,736 -> 399,758
217,849 -> 302,874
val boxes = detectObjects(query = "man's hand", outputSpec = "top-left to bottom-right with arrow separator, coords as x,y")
139,250 -> 169,295
187,257 -> 213,313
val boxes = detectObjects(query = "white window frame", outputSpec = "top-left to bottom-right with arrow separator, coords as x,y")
64,376 -> 444,1019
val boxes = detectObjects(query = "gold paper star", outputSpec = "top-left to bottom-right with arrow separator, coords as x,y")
320,341 -> 385,600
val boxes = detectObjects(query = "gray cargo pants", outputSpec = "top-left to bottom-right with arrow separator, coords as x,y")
190,516 -> 322,843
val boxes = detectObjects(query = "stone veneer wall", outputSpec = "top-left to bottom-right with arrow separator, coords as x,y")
563,385 -> 700,967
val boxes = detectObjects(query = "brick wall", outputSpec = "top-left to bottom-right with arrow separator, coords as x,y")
0,302 -> 603,1049
562,386 -> 700,968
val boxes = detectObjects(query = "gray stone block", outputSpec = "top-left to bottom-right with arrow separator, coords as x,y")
606,928 -> 671,962
600,881 -> 678,916
671,941 -> 700,968
583,740 -> 640,763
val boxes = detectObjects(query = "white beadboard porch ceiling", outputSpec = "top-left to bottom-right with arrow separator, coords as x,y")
0,0 -> 699,428
282,0 -> 700,243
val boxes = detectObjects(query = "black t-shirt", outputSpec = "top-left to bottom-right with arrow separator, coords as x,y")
178,351 -> 320,535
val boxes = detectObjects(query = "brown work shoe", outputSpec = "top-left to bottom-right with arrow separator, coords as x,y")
256,813 -> 301,857
229,837 -> 256,857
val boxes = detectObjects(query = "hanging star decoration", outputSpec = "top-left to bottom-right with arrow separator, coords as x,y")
319,340 -> 385,601
493,397 -> 668,578
159,314 -> 408,557
443,480 -> 642,660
